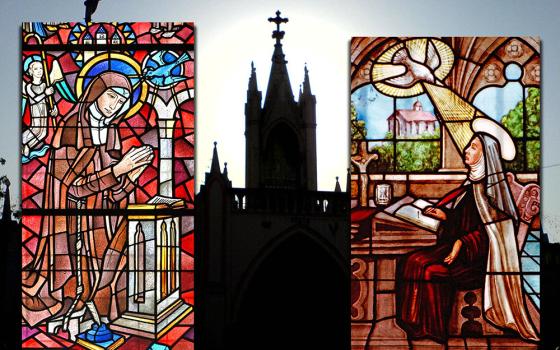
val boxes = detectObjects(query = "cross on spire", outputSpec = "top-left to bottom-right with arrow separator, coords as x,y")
268,10 -> 288,44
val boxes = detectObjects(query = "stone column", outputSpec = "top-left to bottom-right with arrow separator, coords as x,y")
158,118 -> 175,197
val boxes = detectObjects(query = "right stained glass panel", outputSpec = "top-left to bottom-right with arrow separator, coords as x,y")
350,37 -> 541,349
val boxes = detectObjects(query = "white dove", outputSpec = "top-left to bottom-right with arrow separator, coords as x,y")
386,41 -> 441,88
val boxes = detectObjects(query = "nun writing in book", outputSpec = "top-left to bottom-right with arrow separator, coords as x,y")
396,118 -> 538,343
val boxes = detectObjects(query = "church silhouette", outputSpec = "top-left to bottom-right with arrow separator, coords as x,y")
195,11 -> 349,350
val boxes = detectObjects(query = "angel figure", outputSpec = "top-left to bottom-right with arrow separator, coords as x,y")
21,55 -> 58,159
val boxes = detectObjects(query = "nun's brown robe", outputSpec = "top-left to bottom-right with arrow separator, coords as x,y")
22,72 -> 136,327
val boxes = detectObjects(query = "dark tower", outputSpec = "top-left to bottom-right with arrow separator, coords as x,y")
245,11 -> 317,190
196,12 -> 348,350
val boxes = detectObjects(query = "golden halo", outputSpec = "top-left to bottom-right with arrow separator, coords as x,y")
371,38 -> 454,98
76,52 -> 148,119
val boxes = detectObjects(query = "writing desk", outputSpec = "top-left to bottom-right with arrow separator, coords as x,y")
351,196 -> 437,349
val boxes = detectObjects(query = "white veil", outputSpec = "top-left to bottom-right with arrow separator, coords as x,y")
471,133 -> 538,341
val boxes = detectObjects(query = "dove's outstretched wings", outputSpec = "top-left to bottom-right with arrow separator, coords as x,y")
426,40 -> 441,72
143,51 -> 191,87
152,50 -> 167,66
385,48 -> 416,87
385,47 -> 435,88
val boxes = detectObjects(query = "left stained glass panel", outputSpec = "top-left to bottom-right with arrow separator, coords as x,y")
21,22 -> 195,349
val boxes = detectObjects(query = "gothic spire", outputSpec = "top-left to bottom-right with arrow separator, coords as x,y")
302,63 -> 312,96
248,61 -> 258,92
223,162 -> 229,179
264,10 -> 294,108
211,141 -> 221,174
334,176 -> 341,193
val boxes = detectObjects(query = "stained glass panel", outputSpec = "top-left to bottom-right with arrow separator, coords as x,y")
21,22 -> 195,349
351,37 -> 541,348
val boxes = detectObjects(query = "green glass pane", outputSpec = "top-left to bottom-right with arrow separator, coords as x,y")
525,87 -> 541,138
365,141 -> 394,173
526,140 -> 540,171
396,141 -> 440,172
500,98 -> 524,138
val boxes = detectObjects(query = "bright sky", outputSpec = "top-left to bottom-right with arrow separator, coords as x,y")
352,88 -> 436,138
1,0 -> 560,241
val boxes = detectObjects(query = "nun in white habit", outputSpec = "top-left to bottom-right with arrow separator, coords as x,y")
471,118 -> 539,341
397,117 -> 538,342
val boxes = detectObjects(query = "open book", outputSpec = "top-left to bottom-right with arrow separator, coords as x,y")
147,195 -> 185,208
394,198 -> 441,232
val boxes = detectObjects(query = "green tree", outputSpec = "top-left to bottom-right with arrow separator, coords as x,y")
351,101 -> 368,156
350,101 -> 367,141
500,87 -> 540,170
501,100 -> 524,138
374,127 -> 441,173
396,141 -> 440,172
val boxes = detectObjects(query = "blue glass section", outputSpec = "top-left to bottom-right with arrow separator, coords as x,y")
521,257 -> 540,272
520,230 -> 540,309
77,331 -> 123,350
523,281 -> 540,308
87,61 -> 110,77
110,60 -> 136,76
524,275 -> 540,294
83,77 -> 92,89
132,88 -> 140,105
526,232 -> 538,242
70,52 -> 82,67
130,77 -> 140,87
505,63 -> 523,81
145,59 -> 158,70
523,241 -> 540,257
163,51 -> 176,63
473,82 -> 523,124
351,85 -> 394,139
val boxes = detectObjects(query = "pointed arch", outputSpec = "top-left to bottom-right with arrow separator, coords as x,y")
134,222 -> 146,303
232,224 -> 347,319
232,227 -> 348,349
262,122 -> 302,188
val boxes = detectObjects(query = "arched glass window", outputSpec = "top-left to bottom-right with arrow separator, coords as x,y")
473,63 -> 540,172
351,86 -> 441,173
